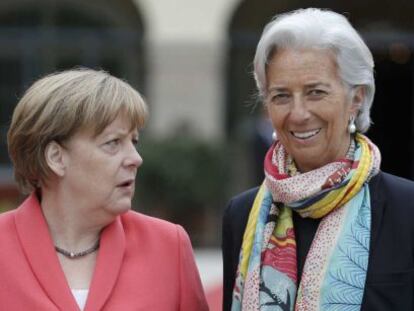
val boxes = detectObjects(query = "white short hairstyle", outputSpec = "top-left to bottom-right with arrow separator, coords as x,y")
254,8 -> 375,133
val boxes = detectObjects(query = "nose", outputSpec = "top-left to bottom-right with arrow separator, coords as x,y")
289,94 -> 310,124
124,143 -> 143,169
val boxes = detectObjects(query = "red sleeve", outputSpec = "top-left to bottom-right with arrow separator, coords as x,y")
176,225 -> 209,311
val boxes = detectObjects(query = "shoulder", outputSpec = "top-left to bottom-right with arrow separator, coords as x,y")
223,187 -> 260,239
225,187 -> 260,218
121,210 -> 189,243
369,171 -> 414,227
0,209 -> 16,224
370,171 -> 414,202
120,211 -> 197,273
0,209 -> 17,238
122,210 -> 177,229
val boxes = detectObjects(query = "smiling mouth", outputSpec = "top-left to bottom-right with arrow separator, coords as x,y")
291,129 -> 321,139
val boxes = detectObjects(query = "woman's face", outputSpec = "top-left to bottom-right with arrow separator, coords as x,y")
265,48 -> 361,172
61,112 -> 142,219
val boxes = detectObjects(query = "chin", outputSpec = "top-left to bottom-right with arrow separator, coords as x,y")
106,201 -> 132,216
117,203 -> 132,214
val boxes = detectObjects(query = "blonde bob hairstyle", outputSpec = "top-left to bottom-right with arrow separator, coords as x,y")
8,67 -> 148,194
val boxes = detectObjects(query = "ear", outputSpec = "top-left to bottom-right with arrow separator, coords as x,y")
350,86 -> 365,116
45,141 -> 66,177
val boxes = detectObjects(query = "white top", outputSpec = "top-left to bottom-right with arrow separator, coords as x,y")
71,289 -> 89,311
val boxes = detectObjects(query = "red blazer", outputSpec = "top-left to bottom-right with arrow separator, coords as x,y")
0,193 -> 208,311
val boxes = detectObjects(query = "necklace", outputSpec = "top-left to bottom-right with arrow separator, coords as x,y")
55,240 -> 100,259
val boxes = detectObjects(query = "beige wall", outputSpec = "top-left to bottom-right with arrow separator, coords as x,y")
134,0 -> 240,140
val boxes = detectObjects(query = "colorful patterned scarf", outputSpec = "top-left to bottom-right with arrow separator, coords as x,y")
231,133 -> 381,311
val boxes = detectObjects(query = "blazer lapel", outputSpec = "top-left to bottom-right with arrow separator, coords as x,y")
368,172 -> 386,255
14,193 -> 80,311
84,216 -> 125,310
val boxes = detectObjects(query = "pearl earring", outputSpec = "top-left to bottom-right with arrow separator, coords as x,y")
348,116 -> 356,134
272,131 -> 277,141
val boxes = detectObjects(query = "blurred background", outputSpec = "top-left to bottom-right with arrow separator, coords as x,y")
0,0 -> 413,309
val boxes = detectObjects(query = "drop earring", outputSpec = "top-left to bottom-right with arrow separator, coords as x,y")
348,116 -> 356,134
272,131 -> 277,141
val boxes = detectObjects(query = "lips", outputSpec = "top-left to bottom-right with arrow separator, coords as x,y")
117,179 -> 135,188
291,128 -> 321,139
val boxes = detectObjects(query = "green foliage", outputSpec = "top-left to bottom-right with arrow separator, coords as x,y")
134,136 -> 230,216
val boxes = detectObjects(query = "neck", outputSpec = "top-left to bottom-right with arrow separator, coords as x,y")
40,188 -> 103,251
294,135 -> 353,173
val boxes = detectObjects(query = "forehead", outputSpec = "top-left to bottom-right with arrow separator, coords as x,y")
266,48 -> 340,87
73,112 -> 138,142
99,113 -> 138,136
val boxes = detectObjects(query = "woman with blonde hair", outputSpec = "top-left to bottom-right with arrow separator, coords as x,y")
2,68 -> 208,310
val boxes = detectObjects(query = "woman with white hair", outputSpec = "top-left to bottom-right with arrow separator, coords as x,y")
222,8 -> 414,311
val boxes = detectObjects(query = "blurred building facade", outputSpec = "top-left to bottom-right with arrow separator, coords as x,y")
0,0 -> 414,246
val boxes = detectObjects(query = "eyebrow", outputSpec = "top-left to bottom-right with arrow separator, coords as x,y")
268,82 -> 331,92
267,86 -> 289,93
100,128 -> 139,138
304,82 -> 331,88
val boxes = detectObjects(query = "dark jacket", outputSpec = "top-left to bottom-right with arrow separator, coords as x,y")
222,171 -> 414,311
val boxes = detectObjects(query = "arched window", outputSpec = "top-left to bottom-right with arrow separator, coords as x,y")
0,0 -> 145,168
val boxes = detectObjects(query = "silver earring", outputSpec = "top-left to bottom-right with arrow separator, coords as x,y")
348,116 -> 356,134
272,131 -> 277,141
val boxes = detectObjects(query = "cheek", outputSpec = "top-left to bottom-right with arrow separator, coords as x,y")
268,107 -> 286,129
325,110 -> 349,139
81,162 -> 115,190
